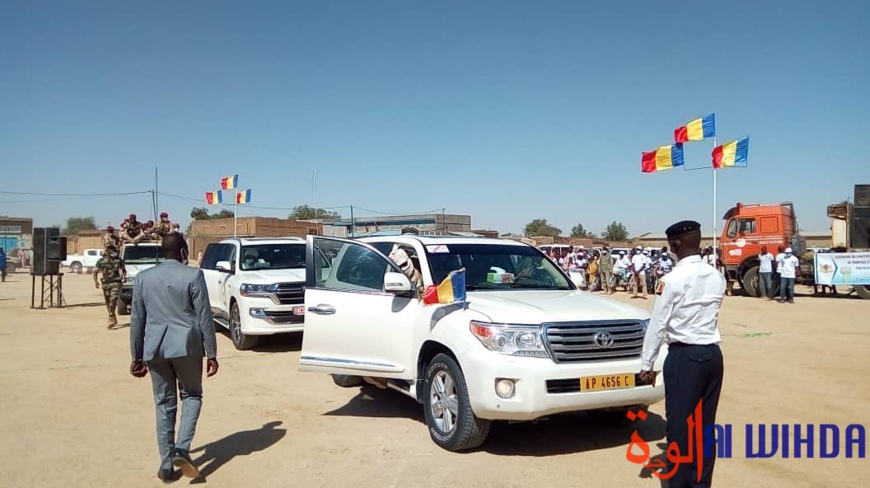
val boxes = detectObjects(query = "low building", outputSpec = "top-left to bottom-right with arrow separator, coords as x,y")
634,231 -> 832,249
188,217 -> 323,257
0,216 -> 33,251
66,230 -> 103,254
321,213 -> 471,238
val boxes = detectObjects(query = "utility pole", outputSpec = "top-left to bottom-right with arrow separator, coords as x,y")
349,205 -> 355,238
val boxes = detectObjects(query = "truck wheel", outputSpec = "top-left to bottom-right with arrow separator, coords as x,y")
423,353 -> 491,451
855,286 -> 870,300
70,262 -> 82,274
230,301 -> 258,350
116,300 -> 129,316
331,374 -> 364,387
742,267 -> 759,297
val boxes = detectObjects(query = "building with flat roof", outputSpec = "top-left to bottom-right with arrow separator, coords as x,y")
321,213 -> 472,238
0,216 -> 34,250
187,217 -> 323,257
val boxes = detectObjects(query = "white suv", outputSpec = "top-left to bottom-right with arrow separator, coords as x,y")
200,237 -> 307,350
298,235 -> 667,451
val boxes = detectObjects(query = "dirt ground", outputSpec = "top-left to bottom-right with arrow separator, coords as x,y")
1,269 -> 867,488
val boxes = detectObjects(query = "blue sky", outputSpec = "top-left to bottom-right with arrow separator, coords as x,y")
2,0 -> 867,236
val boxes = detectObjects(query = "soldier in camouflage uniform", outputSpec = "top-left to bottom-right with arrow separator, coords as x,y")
155,212 -> 172,239
102,226 -> 121,252
122,214 -> 144,244
93,245 -> 126,327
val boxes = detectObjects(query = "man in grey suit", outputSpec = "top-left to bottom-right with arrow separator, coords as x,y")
130,233 -> 219,483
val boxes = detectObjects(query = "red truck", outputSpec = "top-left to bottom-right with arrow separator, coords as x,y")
718,185 -> 870,300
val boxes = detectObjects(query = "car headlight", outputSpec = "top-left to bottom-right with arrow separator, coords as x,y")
469,321 -> 549,358
239,283 -> 278,297
124,275 -> 135,284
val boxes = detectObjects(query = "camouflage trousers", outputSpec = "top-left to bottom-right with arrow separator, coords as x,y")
102,282 -> 121,316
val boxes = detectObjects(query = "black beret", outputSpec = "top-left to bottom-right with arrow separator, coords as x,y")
665,220 -> 701,239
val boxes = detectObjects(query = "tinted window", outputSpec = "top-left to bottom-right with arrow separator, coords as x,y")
200,244 -> 225,269
240,244 -> 305,270
123,246 -> 165,264
425,243 -> 572,291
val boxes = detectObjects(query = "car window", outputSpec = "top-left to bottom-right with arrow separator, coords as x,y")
739,218 -> 757,234
239,243 -> 305,270
726,219 -> 738,238
200,244 -> 224,269
311,238 -> 399,292
425,243 -> 572,291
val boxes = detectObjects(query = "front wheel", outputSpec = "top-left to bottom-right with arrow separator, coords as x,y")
423,353 -> 491,451
855,285 -> 870,300
230,301 -> 258,350
742,267 -> 759,297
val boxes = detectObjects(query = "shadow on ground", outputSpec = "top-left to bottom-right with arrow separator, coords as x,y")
324,385 -> 666,456
190,421 -> 287,482
250,333 -> 303,353
65,302 -> 106,309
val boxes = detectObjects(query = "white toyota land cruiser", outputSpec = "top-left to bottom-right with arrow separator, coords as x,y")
298,235 -> 667,451
200,237 -> 307,350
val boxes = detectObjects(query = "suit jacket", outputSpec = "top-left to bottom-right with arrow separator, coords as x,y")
130,260 -> 217,362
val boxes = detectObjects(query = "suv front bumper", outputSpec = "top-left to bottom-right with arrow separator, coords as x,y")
460,346 -> 667,421
236,297 -> 305,335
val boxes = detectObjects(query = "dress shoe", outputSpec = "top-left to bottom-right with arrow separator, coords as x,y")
172,449 -> 201,479
157,468 -> 181,483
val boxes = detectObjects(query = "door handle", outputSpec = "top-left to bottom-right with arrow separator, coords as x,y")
308,305 -> 336,315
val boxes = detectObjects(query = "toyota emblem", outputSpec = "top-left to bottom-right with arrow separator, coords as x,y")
593,331 -> 614,349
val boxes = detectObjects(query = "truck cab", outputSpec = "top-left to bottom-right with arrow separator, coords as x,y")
718,202 -> 804,297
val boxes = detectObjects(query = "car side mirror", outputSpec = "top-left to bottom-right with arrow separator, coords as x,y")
216,261 -> 233,273
384,271 -> 412,293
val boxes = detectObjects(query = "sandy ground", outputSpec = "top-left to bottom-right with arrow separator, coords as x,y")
0,269 -> 868,488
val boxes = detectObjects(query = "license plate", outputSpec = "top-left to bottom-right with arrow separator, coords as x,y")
580,373 -> 635,392
293,305 -> 305,315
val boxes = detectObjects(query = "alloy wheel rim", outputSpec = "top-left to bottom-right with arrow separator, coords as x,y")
231,307 -> 241,344
429,370 -> 459,434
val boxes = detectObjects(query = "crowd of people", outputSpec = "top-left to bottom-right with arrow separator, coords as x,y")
543,245 -> 675,299
101,212 -> 180,252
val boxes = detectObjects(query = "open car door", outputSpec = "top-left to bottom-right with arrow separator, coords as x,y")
298,236 -> 418,380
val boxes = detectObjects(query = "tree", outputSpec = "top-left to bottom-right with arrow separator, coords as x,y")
571,223 -> 594,238
62,216 -> 97,235
524,218 -> 561,237
288,205 -> 340,221
601,221 -> 629,241
190,207 -> 235,220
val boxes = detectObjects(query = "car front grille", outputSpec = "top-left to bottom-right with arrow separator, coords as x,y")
263,310 -> 304,324
543,320 -> 646,363
273,282 -> 305,305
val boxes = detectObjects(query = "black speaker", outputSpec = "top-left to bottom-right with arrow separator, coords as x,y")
47,236 -> 67,261
32,227 -> 61,276
852,207 -> 870,249
856,185 -> 870,208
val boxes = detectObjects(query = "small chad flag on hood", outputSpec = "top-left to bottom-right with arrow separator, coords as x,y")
423,269 -> 467,305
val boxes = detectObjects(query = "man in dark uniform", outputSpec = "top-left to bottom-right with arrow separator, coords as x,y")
94,244 -> 126,328
639,220 -> 726,487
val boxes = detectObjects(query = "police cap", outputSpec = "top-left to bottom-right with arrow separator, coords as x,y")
665,220 -> 701,239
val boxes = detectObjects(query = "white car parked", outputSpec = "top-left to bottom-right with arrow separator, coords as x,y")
298,235 -> 667,451
200,237 -> 307,350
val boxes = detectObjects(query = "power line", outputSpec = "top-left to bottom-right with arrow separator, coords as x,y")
0,190 -> 151,197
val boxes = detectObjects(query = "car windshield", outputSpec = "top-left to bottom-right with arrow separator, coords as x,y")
425,243 -> 573,291
240,243 -> 306,271
123,246 -> 165,264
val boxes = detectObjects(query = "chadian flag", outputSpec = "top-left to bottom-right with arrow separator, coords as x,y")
236,189 -> 252,204
220,174 -> 238,190
674,114 -> 716,143
205,191 -> 222,205
641,143 -> 685,173
423,269 -> 467,305
712,137 -> 749,168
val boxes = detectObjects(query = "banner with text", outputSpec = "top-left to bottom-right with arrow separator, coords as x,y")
814,252 -> 870,285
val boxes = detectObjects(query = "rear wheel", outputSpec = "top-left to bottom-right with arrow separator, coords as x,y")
230,301 -> 258,350
855,285 -> 870,300
116,299 -> 129,316
423,353 -> 491,451
70,262 -> 82,274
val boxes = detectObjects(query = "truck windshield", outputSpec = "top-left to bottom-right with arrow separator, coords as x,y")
240,244 -> 306,271
123,246 -> 165,264
425,244 -> 573,291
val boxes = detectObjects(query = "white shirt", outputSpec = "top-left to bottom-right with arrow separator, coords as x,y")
641,255 -> 726,370
615,257 -> 630,270
758,253 -> 774,273
631,254 -> 647,272
779,254 -> 800,279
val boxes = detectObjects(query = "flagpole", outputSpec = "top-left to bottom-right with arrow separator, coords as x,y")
234,189 -> 238,238
712,136 -> 718,254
